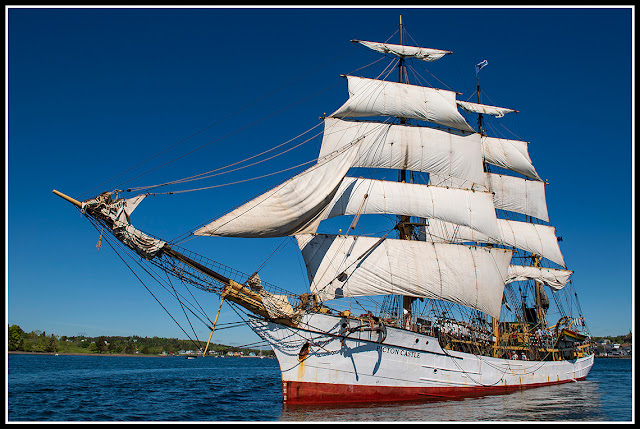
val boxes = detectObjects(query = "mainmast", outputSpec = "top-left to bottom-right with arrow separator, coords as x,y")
396,15 -> 415,322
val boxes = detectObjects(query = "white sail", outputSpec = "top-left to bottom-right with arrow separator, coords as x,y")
296,234 -> 513,319
419,218 -> 566,267
323,177 -> 501,240
330,76 -> 475,132
428,173 -> 549,222
352,39 -> 451,61
319,118 -> 485,185
456,100 -> 516,118
506,265 -> 572,290
482,136 -> 541,181
427,172 -> 488,191
487,173 -> 549,222
194,144 -> 361,238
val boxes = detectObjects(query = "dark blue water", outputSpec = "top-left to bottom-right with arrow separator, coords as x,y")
7,354 -> 632,422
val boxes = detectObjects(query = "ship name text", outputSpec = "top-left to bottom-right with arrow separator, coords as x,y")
376,345 -> 420,359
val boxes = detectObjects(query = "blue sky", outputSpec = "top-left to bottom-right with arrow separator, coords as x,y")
7,6 -> 633,347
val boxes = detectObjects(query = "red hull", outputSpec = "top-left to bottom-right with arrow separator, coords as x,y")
282,376 -> 587,405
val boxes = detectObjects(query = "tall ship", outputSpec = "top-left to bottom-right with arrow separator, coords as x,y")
54,18 -> 594,404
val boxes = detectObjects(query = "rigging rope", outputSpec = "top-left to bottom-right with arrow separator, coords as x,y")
85,54 -> 388,201
88,216 -> 208,352
80,49 -> 354,199
128,123 -> 325,193
165,270 -> 202,344
111,83 -> 345,195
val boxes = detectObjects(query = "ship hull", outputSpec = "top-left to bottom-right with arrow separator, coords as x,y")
249,313 -> 594,405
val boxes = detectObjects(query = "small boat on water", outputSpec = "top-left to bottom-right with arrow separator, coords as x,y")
53,16 -> 594,404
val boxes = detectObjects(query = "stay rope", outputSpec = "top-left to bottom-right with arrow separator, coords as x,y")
80,49 -> 356,199
87,215 -> 208,351
82,53 -> 387,200
127,123 -> 325,194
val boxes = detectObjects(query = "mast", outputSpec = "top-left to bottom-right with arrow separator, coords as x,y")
397,16 -> 411,240
533,254 -> 547,327
475,66 -> 498,354
476,73 -> 484,135
396,15 -> 415,323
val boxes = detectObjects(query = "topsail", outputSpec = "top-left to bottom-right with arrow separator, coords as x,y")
352,39 -> 451,62
456,100 -> 517,118
330,76 -> 475,132
482,136 -> 541,181
319,118 -> 486,185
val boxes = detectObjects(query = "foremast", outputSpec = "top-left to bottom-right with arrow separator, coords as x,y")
396,16 -> 416,322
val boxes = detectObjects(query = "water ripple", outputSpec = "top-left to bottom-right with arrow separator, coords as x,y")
8,354 -> 631,422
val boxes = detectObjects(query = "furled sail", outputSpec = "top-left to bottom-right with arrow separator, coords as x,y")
428,173 -> 549,222
296,234 -> 513,319
482,136 -> 541,181
456,100 -> 517,118
194,143 -> 361,238
418,218 -> 566,267
330,76 -> 475,132
319,118 -> 485,185
352,39 -> 451,62
505,265 -> 573,290
81,193 -> 165,260
323,177 -> 501,241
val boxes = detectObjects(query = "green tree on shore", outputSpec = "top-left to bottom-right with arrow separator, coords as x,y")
7,324 -> 275,357
8,325 -> 24,351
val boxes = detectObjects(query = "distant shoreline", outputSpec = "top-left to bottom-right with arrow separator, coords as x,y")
9,351 -> 629,360
8,351 -> 170,358
7,351 -> 272,358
